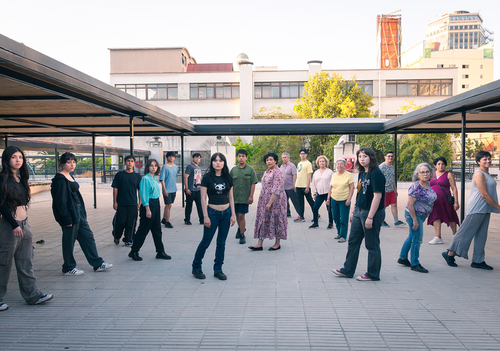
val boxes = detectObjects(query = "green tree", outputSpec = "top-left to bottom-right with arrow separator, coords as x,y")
232,136 -> 257,163
397,100 -> 453,167
357,134 -> 394,163
292,72 -> 375,162
250,107 -> 305,164
464,138 -> 486,159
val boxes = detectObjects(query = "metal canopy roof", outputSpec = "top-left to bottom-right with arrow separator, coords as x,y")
0,34 -> 194,138
383,79 -> 500,134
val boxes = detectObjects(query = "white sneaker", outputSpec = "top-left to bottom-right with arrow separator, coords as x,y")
35,294 -> 53,305
95,262 -> 113,272
0,302 -> 9,311
64,268 -> 84,276
429,237 -> 444,245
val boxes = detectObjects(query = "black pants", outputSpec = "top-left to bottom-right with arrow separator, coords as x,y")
285,189 -> 300,217
112,205 -> 138,243
185,191 -> 203,223
61,206 -> 103,273
296,187 -> 314,219
131,199 -> 165,254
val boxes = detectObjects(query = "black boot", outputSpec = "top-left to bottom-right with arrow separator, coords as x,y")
128,251 -> 143,261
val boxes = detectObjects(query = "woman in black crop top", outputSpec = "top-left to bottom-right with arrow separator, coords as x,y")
0,146 -> 53,311
192,153 -> 235,280
51,152 -> 112,276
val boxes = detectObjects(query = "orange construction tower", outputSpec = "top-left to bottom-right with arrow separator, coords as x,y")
377,13 -> 402,69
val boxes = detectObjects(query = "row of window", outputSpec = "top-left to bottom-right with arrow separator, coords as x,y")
118,79 -> 452,100
449,25 -> 479,30
190,83 -> 240,100
116,84 -> 179,100
386,80 -> 452,97
450,15 -> 480,21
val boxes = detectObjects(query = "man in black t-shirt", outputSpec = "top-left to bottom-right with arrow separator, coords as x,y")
184,153 -> 203,225
112,155 -> 142,246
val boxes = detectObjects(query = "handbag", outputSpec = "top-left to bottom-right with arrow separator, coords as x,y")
435,174 -> 455,205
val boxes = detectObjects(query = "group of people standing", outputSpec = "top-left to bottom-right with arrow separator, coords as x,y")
1,144 -> 498,312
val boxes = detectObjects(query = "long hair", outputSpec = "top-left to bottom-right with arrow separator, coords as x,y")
1,146 -> 31,215
207,152 -> 233,187
355,147 -> 379,172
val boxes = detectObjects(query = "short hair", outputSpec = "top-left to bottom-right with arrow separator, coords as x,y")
299,148 -> 308,154
192,152 -> 201,158
315,155 -> 329,167
60,152 -> 77,165
336,158 -> 347,166
124,155 -> 135,162
476,151 -> 491,164
355,147 -> 379,172
166,151 -> 176,158
433,157 -> 447,166
282,152 -> 290,158
263,152 -> 279,163
236,149 -> 248,157
144,158 -> 160,175
385,151 -> 394,156
412,163 -> 433,182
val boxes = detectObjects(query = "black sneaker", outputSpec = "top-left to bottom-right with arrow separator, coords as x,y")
35,294 -> 54,305
128,251 -> 143,261
327,224 -> 334,230
309,223 -> 319,229
239,234 -> 246,245
161,218 -> 167,226
165,222 -> 173,229
124,241 -> 133,247
471,261 -> 493,270
293,216 -> 304,223
397,258 -> 411,267
214,272 -> 227,280
156,252 -> 172,260
192,270 -> 206,279
113,238 -> 119,245
411,264 -> 429,273
184,220 -> 192,225
442,251 -> 457,267
235,229 -> 241,239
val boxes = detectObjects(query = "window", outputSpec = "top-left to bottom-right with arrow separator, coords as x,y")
480,75 -> 483,79
437,64 -> 444,68
254,82 -> 305,99
462,84 -> 469,89
462,64 -> 469,69
190,116 -> 239,121
480,65 -> 483,69
386,79 -> 452,97
116,84 -> 178,100
449,64 -> 456,68
462,74 -> 469,79
190,83 -> 239,99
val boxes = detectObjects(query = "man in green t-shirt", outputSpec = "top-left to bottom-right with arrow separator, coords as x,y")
230,149 -> 258,244
294,149 -> 314,222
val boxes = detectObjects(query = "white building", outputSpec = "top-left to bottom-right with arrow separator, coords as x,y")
108,48 -> 458,156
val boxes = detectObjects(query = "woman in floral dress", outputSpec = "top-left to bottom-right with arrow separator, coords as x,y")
249,152 -> 287,251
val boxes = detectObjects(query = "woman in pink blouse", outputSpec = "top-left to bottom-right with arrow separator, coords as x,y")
310,156 -> 334,229
249,152 -> 287,251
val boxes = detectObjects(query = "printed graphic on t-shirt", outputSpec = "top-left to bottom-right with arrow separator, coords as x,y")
358,177 -> 370,194
193,169 -> 201,188
297,163 -> 303,173
214,182 -> 226,194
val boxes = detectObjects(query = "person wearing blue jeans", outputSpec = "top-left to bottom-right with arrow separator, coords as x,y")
192,152 -> 235,280
398,163 -> 436,273
330,199 -> 350,239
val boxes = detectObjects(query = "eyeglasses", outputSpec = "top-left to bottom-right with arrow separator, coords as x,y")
299,152 -> 306,155
419,171 -> 430,174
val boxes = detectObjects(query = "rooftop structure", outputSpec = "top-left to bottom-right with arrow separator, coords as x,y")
376,13 -> 402,69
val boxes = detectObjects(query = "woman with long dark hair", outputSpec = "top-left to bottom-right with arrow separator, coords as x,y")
1,146 -> 53,311
128,158 -> 171,261
192,152 -> 235,280
332,147 -> 386,281
51,152 -> 113,275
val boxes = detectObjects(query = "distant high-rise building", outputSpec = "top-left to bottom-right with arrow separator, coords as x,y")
425,10 -> 492,51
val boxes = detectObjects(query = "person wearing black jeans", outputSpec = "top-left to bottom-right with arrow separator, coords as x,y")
184,153 -> 204,225
112,155 -> 142,246
129,159 -> 171,261
294,149 -> 314,222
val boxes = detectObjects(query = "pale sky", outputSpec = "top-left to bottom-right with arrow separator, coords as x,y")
1,0 -> 498,83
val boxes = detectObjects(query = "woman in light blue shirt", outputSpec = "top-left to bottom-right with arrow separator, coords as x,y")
128,159 -> 171,261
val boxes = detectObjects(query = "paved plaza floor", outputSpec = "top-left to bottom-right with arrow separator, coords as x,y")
1,183 -> 500,350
